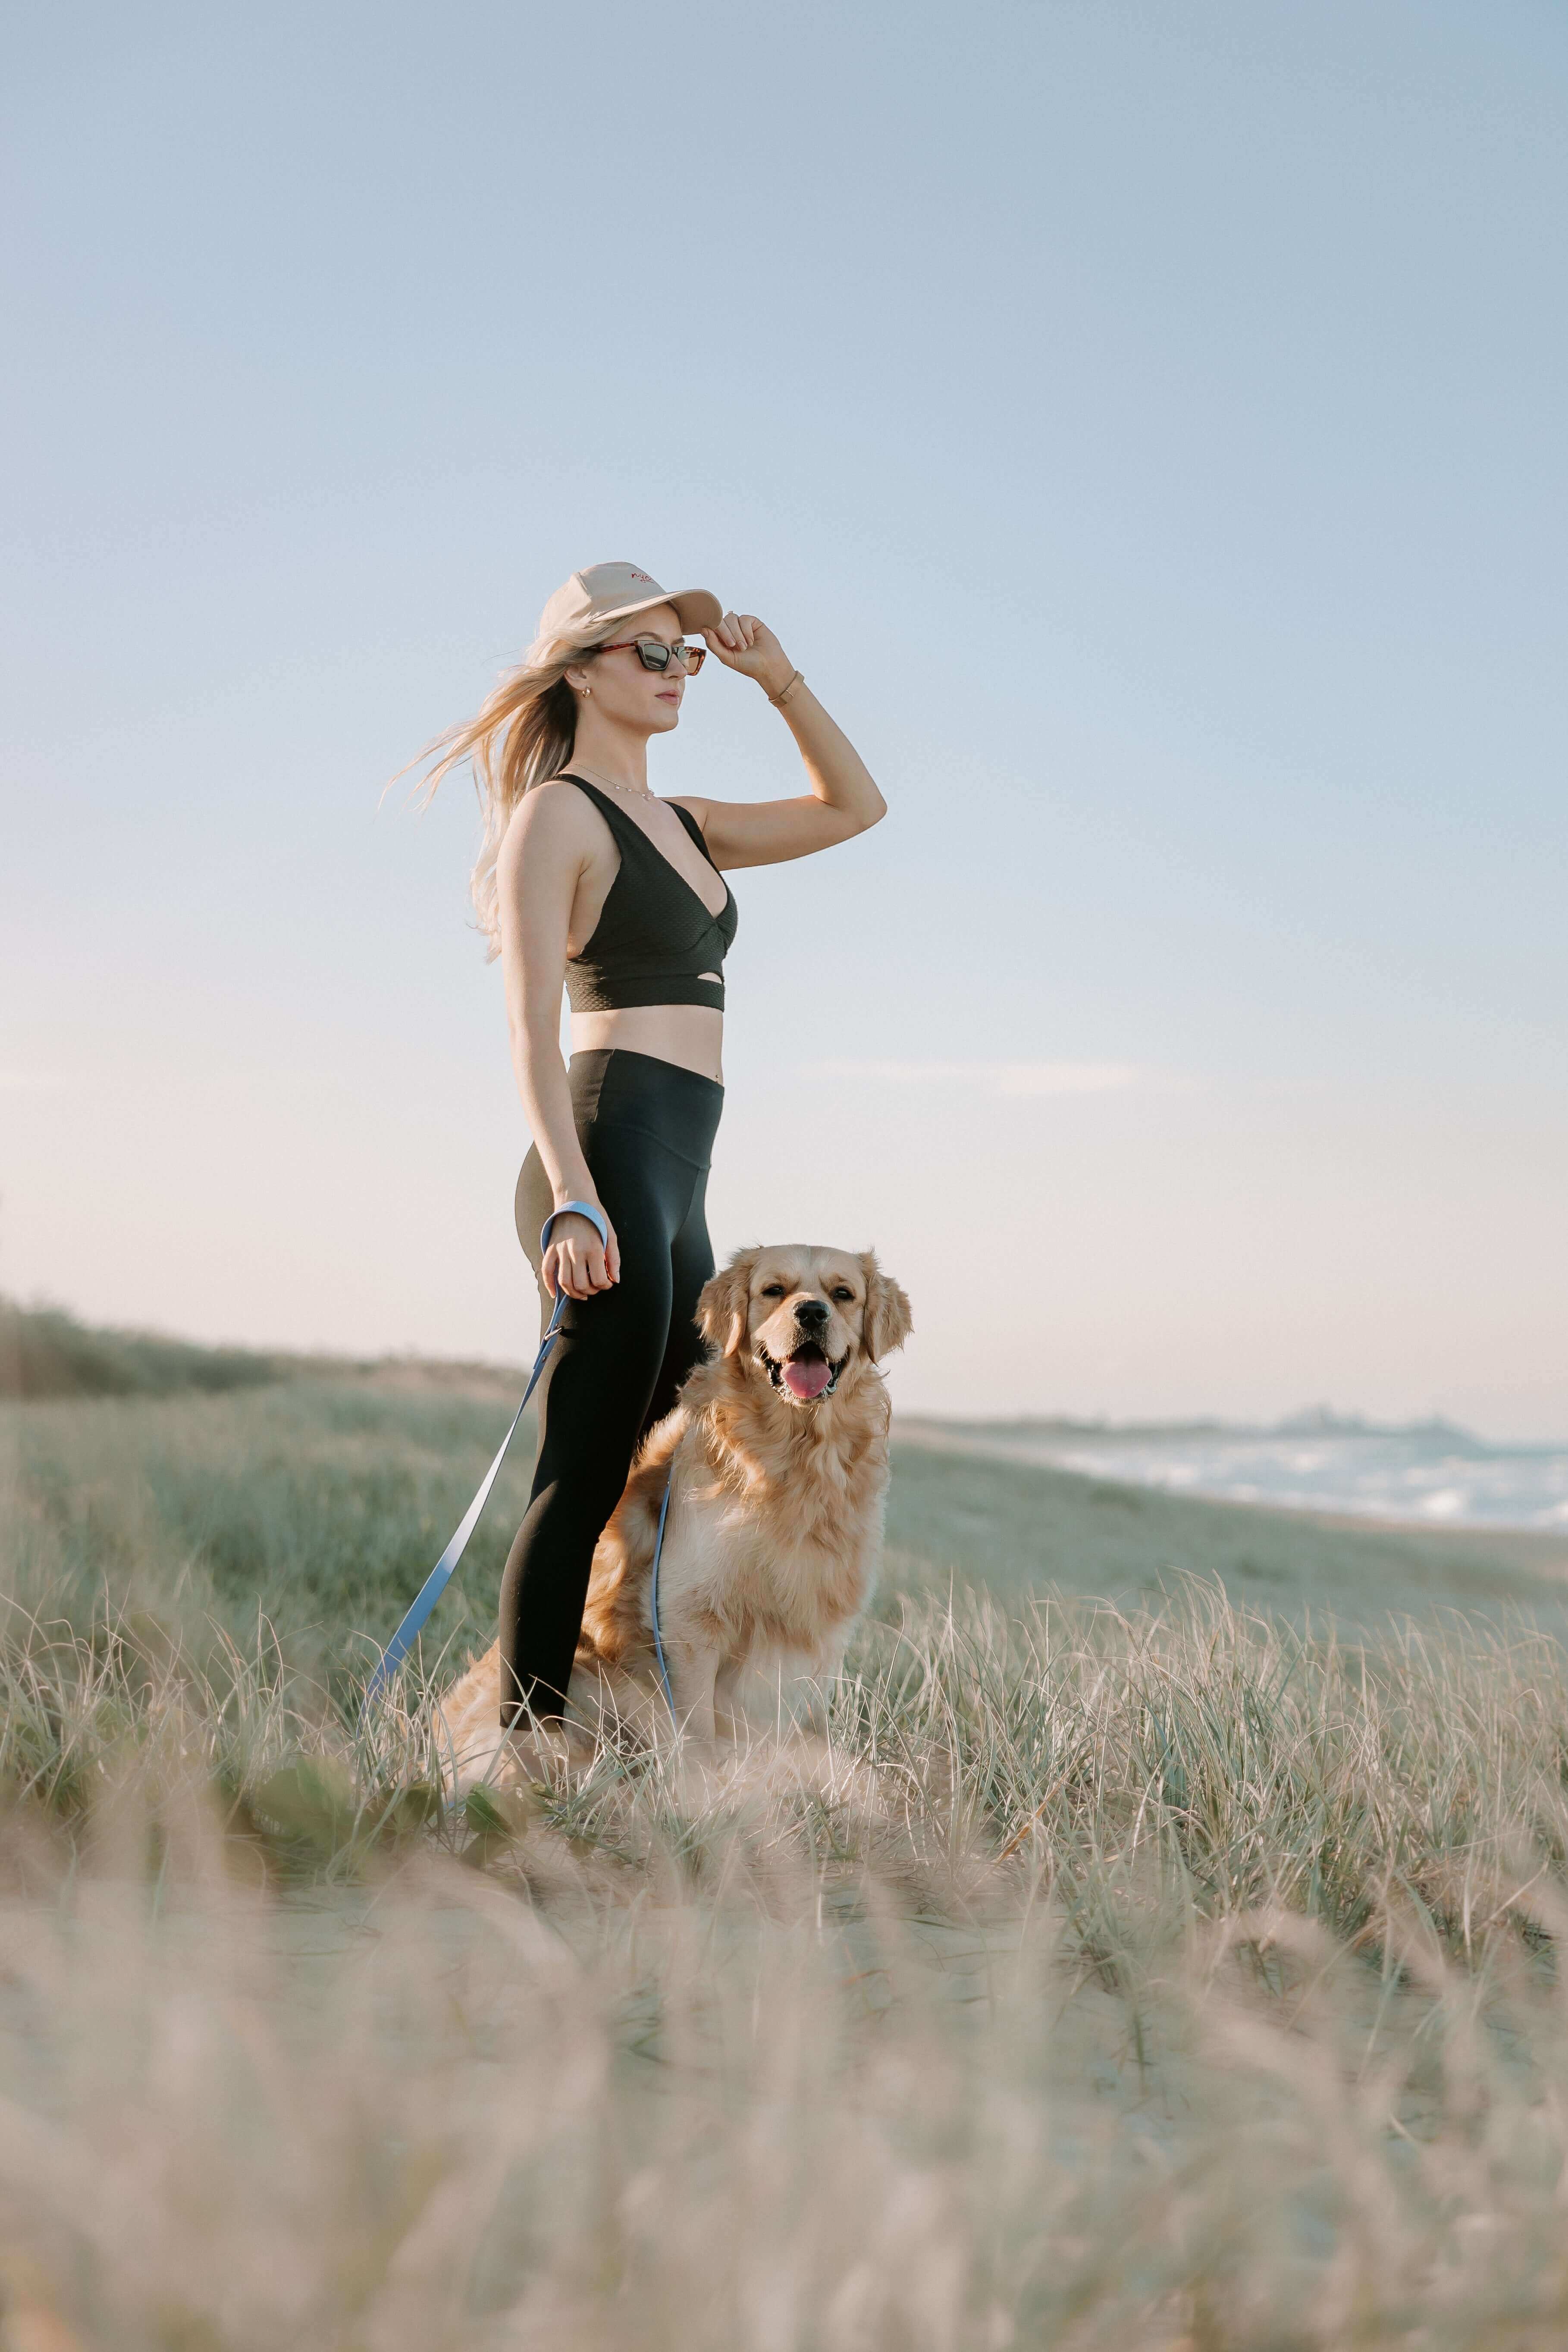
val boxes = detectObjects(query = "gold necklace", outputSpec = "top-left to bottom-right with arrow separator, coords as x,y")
571,762 -> 652,800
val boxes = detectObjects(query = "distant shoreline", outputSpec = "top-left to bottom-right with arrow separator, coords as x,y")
894,1408 -> 1567,1455
893,1414 -> 1568,1564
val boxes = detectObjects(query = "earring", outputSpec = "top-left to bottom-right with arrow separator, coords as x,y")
581,685 -> 592,698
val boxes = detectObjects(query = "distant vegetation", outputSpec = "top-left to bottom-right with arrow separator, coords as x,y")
0,1296 -> 287,1400
0,1297 -> 517,1404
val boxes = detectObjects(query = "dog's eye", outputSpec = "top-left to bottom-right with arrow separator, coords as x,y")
832,1287 -> 855,1302
759,1283 -> 785,1298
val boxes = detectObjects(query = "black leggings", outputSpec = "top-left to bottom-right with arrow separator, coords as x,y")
501,1048 -> 724,1723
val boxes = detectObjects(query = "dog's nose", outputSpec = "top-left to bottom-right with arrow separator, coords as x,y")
796,1297 -> 830,1328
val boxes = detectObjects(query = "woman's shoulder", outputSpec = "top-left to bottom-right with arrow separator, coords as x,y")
526,773 -> 589,809
502,776 -> 605,866
664,793 -> 712,836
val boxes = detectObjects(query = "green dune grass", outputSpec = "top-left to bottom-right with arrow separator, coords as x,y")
7,1339 -> 1568,2345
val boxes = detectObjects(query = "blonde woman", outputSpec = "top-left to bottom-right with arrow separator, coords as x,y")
425,563 -> 884,1742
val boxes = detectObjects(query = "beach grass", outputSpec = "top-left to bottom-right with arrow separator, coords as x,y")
6,1358 -> 1568,2345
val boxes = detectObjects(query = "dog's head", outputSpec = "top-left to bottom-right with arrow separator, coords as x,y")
698,1245 -> 913,1407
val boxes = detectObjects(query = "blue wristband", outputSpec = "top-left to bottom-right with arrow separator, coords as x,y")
540,1200 -> 610,1258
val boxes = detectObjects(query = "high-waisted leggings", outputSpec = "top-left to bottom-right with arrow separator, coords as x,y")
501,1047 -> 724,1724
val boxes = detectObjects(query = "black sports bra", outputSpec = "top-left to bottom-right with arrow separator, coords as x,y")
559,774 -> 738,1014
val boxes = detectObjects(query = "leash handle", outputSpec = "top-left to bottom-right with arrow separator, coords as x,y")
361,1287 -> 568,1714
540,1200 -> 609,1259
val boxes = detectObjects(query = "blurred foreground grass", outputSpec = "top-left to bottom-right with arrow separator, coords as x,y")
7,1352 -> 1568,2346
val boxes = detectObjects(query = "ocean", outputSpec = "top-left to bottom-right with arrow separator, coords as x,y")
904,1413 -> 1568,1532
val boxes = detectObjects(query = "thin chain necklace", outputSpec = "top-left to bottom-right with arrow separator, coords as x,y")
571,760 -> 652,800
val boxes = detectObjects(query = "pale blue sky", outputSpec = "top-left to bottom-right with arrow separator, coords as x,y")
4,3 -> 1565,1434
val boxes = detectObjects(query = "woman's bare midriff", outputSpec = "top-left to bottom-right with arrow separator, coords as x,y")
571,998 -> 725,1084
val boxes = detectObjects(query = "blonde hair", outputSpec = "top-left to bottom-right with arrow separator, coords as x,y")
415,623 -> 611,956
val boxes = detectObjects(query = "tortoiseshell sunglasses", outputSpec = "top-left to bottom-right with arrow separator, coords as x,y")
595,634 -> 707,675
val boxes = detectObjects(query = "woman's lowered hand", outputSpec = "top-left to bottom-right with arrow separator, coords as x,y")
543,1209 -> 621,1300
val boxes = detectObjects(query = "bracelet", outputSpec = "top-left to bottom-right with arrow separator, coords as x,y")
768,668 -> 805,708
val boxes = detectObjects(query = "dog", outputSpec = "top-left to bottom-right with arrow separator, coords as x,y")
436,1243 -> 912,1793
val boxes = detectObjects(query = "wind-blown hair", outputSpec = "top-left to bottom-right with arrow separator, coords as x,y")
416,622 -> 612,956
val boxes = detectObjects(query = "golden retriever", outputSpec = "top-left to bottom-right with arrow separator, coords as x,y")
436,1243 -> 912,1793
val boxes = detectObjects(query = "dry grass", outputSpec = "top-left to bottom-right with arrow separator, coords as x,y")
7,1382 -> 1568,2345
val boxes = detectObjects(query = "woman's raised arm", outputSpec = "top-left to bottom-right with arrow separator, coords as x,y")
675,612 -> 886,869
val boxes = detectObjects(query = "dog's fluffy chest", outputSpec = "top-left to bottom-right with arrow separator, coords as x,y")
678,1501 -> 876,1653
667,1405 -> 890,1660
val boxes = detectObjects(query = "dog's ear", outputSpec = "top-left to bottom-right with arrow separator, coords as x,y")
698,1248 -> 757,1358
859,1253 -> 913,1361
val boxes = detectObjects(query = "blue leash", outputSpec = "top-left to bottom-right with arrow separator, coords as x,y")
649,1460 -> 677,1724
363,1202 -> 633,1715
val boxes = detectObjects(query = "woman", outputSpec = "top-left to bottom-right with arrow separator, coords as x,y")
425,562 -> 884,1745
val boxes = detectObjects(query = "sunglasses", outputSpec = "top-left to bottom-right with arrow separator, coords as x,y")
596,634 -> 707,675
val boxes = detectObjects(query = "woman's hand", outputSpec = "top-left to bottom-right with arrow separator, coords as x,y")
543,1208 -> 621,1301
702,612 -> 794,699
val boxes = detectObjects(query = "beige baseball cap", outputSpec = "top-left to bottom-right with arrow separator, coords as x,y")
533,561 -> 723,655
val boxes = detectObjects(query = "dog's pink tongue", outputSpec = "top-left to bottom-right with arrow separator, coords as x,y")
783,1353 -> 832,1400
